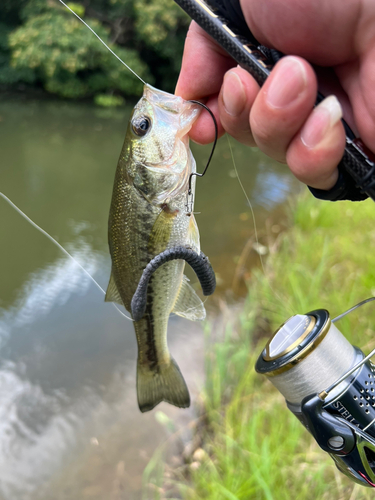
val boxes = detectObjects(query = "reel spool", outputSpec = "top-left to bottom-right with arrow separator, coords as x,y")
255,299 -> 375,487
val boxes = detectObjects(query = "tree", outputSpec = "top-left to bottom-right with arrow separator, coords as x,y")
0,0 -> 189,102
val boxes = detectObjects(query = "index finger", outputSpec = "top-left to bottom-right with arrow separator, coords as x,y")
175,21 -> 235,100
175,22 -> 236,143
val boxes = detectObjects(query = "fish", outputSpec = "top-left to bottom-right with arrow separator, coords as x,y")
106,84 -> 207,413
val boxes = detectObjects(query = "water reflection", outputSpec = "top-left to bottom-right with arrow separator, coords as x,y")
0,245 -> 99,341
0,248 -> 203,499
0,97 -> 302,499
253,166 -> 296,209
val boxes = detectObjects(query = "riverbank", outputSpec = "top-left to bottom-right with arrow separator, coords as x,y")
144,191 -> 375,499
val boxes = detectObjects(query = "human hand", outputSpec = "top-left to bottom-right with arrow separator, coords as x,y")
175,0 -> 375,191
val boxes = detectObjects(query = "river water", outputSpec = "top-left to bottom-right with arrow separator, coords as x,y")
0,96 -> 301,500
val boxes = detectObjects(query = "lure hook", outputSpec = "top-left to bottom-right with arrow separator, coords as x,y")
186,101 -> 218,213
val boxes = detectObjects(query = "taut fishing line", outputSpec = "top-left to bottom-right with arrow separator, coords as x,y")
0,192 -> 133,321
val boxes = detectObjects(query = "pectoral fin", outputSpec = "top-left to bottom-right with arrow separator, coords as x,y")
187,214 -> 200,254
172,275 -> 206,321
148,208 -> 176,255
105,272 -> 124,305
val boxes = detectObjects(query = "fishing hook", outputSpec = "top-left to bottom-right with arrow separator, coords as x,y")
186,101 -> 218,214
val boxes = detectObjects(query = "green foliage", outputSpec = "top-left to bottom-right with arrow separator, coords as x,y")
86,0 -> 135,23
134,0 -> 187,45
0,0 -> 26,24
134,0 -> 190,91
9,8 -> 149,98
0,0 -> 187,99
66,2 -> 85,18
94,93 -> 124,107
0,22 -> 35,85
19,0 -> 53,20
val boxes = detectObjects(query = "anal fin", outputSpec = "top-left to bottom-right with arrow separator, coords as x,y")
172,275 -> 206,321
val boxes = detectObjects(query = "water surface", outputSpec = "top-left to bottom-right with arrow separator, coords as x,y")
0,97 -> 301,499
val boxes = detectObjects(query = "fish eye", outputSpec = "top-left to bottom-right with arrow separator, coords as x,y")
132,115 -> 151,137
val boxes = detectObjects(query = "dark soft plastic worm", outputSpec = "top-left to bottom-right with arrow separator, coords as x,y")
131,246 -> 216,321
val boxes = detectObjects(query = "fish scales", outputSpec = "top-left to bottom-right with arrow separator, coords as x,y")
107,85 -> 206,412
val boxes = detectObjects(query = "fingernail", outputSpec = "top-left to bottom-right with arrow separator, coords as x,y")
267,57 -> 307,108
222,71 -> 246,116
301,95 -> 343,148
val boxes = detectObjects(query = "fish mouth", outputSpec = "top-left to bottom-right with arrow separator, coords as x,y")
142,84 -> 201,168
144,85 -> 200,118
131,245 -> 216,322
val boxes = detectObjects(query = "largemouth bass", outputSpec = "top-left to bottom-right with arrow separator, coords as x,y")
107,85 -> 207,413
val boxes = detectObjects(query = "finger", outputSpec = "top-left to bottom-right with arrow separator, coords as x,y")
250,56 -> 318,163
286,96 -> 346,190
240,0 -> 359,65
217,66 -> 259,147
315,66 -> 356,133
189,95 -> 226,145
337,49 -> 375,154
175,21 -> 237,144
175,21 -> 235,100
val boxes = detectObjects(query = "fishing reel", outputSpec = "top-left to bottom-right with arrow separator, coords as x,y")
255,298 -> 375,488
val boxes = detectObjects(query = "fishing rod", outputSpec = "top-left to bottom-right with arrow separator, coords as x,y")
174,0 -> 375,203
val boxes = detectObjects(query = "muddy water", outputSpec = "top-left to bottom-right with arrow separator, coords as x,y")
0,96 -> 301,499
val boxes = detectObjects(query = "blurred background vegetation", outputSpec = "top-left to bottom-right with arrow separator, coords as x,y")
0,0 -> 189,105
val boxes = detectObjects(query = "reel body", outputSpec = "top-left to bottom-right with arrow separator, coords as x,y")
256,308 -> 375,487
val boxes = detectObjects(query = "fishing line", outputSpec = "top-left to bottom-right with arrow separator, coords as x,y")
227,136 -> 293,313
56,0 -> 146,85
0,192 -> 133,322
227,137 -> 264,274
332,296 -> 375,323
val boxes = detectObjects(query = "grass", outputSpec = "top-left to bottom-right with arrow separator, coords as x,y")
144,193 -> 375,500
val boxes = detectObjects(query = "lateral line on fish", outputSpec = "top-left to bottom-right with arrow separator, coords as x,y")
227,137 -> 294,314
0,192 -> 133,322
57,0 -> 146,85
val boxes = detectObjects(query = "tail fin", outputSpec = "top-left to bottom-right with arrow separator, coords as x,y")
137,357 -> 190,413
